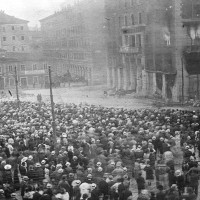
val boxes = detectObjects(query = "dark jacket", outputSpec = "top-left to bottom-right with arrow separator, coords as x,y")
136,176 -> 145,189
156,191 -> 165,200
33,192 -> 42,200
27,169 -> 39,182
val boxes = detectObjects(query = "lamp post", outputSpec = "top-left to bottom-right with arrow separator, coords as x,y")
48,66 -> 56,144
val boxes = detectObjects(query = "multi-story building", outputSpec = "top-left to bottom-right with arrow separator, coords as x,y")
106,0 -> 146,94
181,0 -> 200,99
40,0 -> 107,85
0,11 -> 48,90
105,0 -> 199,102
0,11 -> 30,53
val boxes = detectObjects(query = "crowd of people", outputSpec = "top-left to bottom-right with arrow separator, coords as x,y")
0,100 -> 199,200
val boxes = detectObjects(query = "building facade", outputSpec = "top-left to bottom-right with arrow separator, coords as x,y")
106,0 -> 146,94
40,0 -> 107,85
0,11 -> 48,90
105,0 -> 198,102
181,0 -> 200,99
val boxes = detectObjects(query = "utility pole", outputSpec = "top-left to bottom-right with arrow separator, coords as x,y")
197,74 -> 199,100
181,57 -> 184,105
14,66 -> 20,108
48,66 -> 56,144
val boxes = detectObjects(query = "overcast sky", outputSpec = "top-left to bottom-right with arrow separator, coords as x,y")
0,0 -> 76,27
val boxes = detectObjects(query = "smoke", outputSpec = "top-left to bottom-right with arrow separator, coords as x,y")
162,27 -> 171,45
190,27 -> 196,40
196,26 -> 200,38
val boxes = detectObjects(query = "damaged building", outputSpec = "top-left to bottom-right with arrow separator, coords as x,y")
105,0 -> 200,102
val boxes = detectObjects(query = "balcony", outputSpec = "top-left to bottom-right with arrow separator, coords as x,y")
184,45 -> 200,53
182,18 -> 200,27
120,46 -> 142,54
24,69 -> 46,75
121,24 -> 146,34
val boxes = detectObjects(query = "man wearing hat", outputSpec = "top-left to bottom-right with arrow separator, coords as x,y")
32,187 -> 42,200
10,193 -> 18,200
58,175 -> 71,194
3,164 -> 12,184
173,170 -> 185,195
0,189 -> 6,200
35,163 -> 45,184
27,165 -> 38,182
20,176 -> 30,199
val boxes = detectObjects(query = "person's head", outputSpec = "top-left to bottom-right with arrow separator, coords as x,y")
62,175 -> 67,180
187,187 -> 194,194
157,185 -> 163,191
87,168 -> 92,174
10,193 -> 17,200
87,174 -> 92,181
60,188 -> 66,194
0,189 -> 4,196
43,179 -> 48,186
171,184 -> 178,191
150,192 -> 155,197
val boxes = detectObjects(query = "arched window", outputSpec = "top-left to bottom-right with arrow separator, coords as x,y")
124,15 -> 128,26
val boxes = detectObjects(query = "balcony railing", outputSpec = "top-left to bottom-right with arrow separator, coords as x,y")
24,70 -> 46,75
121,24 -> 146,34
120,46 -> 142,54
184,45 -> 200,53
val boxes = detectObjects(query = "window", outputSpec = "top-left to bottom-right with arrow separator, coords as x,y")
131,14 -> 135,25
0,67 -> 2,73
8,65 -> 13,72
32,64 -> 37,70
3,37 -> 6,41
131,0 -> 134,6
12,26 -> 14,30
21,46 -> 25,51
13,46 -> 16,51
119,17 -> 121,27
125,35 -> 129,46
139,12 -> 142,24
20,65 -> 25,71
33,76 -> 38,84
125,0 -> 128,7
21,36 -> 24,40
130,35 -> 136,47
12,36 -> 15,40
44,63 -> 48,70
21,26 -> 23,30
136,34 -> 142,47
137,58 -> 142,65
9,78 -> 15,86
2,27 -> 5,32
124,15 -> 128,26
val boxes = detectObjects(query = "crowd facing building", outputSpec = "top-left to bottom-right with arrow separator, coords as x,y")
105,0 -> 200,102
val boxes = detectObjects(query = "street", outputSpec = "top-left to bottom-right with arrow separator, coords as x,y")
21,85 -> 154,109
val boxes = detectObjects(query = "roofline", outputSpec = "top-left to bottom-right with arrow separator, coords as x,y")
0,21 -> 29,25
40,12 -> 63,22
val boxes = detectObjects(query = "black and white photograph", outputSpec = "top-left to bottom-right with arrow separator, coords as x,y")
0,0 -> 200,199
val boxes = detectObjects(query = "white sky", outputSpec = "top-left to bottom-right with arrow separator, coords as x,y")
0,0 -> 75,27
